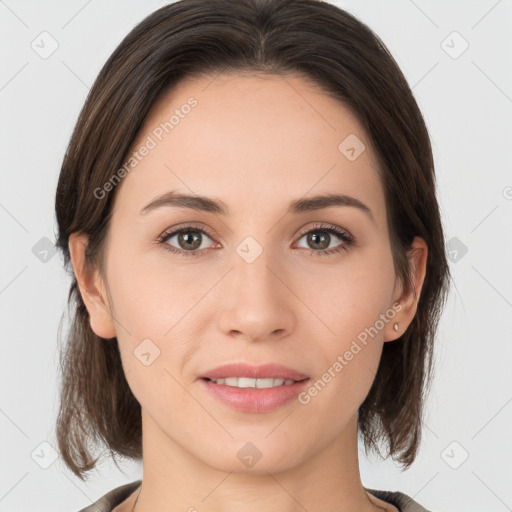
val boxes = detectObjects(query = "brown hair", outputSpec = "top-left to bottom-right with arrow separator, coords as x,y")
54,0 -> 450,480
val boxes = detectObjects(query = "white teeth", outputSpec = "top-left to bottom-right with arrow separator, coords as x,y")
210,377 -> 296,388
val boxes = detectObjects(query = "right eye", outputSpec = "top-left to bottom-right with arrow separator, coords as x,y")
157,224 -> 218,257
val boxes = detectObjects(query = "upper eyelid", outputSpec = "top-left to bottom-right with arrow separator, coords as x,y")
297,223 -> 350,237
160,222 -> 215,240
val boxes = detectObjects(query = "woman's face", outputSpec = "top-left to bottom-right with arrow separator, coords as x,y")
78,72 -> 420,473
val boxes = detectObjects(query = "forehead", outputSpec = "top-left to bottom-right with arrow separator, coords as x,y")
112,72 -> 386,224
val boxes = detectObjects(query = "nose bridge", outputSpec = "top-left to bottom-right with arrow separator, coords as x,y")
217,236 -> 295,340
236,248 -> 276,296
233,236 -> 283,306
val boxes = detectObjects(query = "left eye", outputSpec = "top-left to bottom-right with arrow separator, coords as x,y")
295,228 -> 350,251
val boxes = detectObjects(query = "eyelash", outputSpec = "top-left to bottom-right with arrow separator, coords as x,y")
156,222 -> 355,258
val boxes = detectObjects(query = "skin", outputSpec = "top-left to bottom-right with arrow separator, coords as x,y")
69,72 -> 427,512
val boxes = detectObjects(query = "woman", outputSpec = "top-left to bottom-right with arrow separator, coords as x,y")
54,0 -> 450,510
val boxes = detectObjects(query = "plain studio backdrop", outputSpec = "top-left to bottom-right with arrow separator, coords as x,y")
1,1 -> 511,511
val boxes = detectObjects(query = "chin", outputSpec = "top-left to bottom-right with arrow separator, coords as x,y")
194,438 -> 309,476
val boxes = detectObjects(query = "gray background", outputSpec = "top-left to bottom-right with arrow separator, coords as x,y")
1,0 -> 511,510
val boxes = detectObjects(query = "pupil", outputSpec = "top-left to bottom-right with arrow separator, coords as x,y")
179,231 -> 201,250
309,231 -> 329,250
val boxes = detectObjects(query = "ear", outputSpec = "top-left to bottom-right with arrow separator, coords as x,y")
68,232 -> 117,339
384,236 -> 428,342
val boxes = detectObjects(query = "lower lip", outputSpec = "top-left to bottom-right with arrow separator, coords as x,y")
200,378 -> 310,413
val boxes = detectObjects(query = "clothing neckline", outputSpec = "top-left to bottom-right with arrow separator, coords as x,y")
77,479 -> 432,512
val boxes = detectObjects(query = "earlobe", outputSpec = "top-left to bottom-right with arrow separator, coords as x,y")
68,233 -> 117,339
385,236 -> 428,342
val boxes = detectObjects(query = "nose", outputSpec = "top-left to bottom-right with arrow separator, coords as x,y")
216,248 -> 296,343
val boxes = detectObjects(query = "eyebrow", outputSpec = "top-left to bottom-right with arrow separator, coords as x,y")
139,190 -> 375,223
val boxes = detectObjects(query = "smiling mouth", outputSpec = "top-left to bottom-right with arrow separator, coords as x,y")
203,377 -> 308,388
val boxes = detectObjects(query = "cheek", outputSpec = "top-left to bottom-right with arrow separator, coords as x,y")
106,254 -> 200,410
105,240 -> 207,337
294,243 -> 395,403
103,243 -> 215,390
297,243 -> 396,342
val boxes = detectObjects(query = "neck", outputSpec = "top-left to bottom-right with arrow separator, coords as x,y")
132,410 -> 389,512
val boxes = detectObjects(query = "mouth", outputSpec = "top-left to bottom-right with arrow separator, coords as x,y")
202,376 -> 307,388
199,362 -> 310,413
200,362 -> 309,382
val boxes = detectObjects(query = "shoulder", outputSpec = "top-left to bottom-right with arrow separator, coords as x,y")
75,480 -> 142,512
366,487 -> 434,512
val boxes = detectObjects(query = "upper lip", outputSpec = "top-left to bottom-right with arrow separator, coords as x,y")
200,363 -> 309,381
